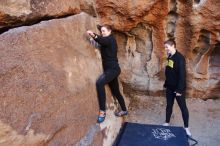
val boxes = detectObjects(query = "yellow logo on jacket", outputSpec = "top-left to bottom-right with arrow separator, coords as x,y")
167,59 -> 174,68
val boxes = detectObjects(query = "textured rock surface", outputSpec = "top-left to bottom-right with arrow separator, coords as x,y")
0,0 -> 220,146
0,12 -> 123,146
186,0 -> 220,98
1,0 -> 218,99
0,0 -> 96,31
96,0 -> 220,99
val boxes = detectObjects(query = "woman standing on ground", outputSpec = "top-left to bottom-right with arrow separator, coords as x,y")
86,25 -> 128,123
163,39 -> 191,136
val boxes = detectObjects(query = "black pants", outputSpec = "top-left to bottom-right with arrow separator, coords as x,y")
165,88 -> 189,127
96,68 -> 127,111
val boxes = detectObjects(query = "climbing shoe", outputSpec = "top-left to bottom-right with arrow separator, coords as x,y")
97,111 -> 106,123
115,111 -> 128,117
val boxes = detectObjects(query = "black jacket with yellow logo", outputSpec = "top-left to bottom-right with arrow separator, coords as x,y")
164,51 -> 186,94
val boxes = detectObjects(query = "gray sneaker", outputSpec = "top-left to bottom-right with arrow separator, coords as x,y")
115,111 -> 128,117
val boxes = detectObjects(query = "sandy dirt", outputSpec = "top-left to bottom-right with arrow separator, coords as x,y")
126,96 -> 220,146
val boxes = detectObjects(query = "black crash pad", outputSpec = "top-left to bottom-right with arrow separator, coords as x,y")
114,122 -> 189,146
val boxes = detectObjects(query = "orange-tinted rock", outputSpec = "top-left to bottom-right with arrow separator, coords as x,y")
96,0 -> 220,99
0,0 -> 220,145
0,12 -> 123,146
0,0 -> 96,31
95,0 -> 168,31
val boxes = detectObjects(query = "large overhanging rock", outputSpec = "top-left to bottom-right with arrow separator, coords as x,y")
0,0 -> 96,31
0,12 -> 124,146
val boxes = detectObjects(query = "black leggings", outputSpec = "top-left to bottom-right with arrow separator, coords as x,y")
165,88 -> 189,127
96,68 -> 127,111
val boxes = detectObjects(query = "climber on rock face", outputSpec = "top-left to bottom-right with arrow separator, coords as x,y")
162,39 -> 192,137
86,24 -> 128,123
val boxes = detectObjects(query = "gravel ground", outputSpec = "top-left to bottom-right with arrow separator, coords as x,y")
126,96 -> 220,146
